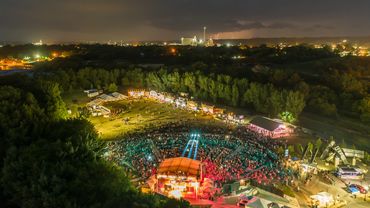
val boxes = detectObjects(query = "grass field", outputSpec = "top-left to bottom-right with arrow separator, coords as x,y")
89,99 -> 216,140
299,112 -> 370,151
61,90 -> 222,140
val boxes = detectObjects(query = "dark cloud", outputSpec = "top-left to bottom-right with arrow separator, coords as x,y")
0,0 -> 370,42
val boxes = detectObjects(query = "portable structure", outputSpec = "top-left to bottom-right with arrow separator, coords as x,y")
248,116 -> 291,138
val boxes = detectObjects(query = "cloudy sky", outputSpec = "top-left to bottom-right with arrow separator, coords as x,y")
1,0 -> 370,42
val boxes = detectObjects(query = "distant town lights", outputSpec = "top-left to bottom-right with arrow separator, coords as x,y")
33,40 -> 43,46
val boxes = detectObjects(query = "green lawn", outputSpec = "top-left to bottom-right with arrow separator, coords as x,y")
89,99 -> 216,140
61,91 -> 221,140
299,113 -> 370,151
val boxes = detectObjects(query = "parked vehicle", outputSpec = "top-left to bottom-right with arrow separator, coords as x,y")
347,186 -> 360,194
349,184 -> 367,194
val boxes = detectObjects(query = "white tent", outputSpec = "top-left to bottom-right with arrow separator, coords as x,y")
310,192 -> 334,207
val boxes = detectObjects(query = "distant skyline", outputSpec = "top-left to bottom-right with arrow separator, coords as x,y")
1,0 -> 370,43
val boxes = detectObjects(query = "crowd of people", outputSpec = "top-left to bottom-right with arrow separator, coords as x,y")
104,122 -> 293,187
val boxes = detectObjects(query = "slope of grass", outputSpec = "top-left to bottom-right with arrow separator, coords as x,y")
89,99 -> 214,140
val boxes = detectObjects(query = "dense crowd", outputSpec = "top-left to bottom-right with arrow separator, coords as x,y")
104,123 -> 292,186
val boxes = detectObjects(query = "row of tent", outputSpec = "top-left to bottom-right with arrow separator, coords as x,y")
127,89 -> 246,124
85,90 -> 128,117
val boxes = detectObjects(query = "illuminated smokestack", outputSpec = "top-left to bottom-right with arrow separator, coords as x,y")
203,26 -> 206,45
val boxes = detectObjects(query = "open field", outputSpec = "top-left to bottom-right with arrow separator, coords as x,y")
61,91 -> 225,140
89,99 -> 219,140
299,112 -> 370,151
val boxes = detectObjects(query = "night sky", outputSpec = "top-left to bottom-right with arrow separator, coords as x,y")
1,0 -> 370,42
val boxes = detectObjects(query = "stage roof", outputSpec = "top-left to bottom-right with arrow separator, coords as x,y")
249,116 -> 282,131
157,157 -> 201,177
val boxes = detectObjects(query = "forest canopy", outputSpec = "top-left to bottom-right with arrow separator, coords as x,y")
0,81 -> 190,208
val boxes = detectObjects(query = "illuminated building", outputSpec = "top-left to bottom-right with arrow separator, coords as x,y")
181,36 -> 198,46
206,37 -> 214,47
201,103 -> 214,114
149,133 -> 212,200
155,157 -> 203,199
248,116 -> 291,138
186,101 -> 198,111
310,192 -> 334,208
336,166 -> 364,179
181,27 -> 214,46
128,89 -> 145,97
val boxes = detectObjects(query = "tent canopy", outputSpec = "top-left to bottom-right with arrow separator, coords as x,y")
157,157 -> 201,177
249,116 -> 282,132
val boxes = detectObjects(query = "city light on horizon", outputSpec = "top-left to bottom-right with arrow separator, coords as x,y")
0,1 -> 369,208
1,1 -> 370,42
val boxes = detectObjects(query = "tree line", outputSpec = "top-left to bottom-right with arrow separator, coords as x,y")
38,67 -> 306,122
38,65 -> 370,123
